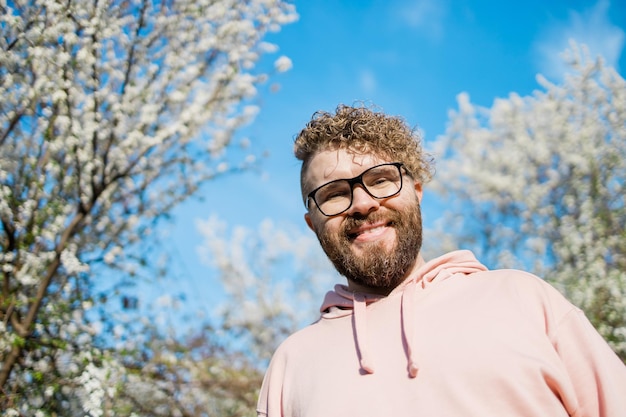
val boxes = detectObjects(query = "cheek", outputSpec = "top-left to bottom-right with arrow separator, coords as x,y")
392,190 -> 420,208
317,217 -> 343,238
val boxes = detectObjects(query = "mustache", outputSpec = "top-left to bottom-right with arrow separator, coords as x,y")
342,210 -> 399,235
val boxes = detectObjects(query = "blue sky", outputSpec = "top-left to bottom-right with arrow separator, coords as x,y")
155,0 -> 626,316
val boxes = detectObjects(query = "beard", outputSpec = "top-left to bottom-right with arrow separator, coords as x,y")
317,199 -> 423,292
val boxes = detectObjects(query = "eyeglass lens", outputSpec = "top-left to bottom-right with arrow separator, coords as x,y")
312,163 -> 403,216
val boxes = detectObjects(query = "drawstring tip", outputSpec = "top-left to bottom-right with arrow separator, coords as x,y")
360,360 -> 375,374
408,363 -> 419,378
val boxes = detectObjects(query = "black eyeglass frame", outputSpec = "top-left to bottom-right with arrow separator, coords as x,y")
305,162 -> 407,217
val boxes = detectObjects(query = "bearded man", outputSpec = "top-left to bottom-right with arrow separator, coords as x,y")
256,104 -> 626,417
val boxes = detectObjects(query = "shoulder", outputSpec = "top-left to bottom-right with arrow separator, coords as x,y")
471,267 -> 545,282
271,317 -> 332,356
468,268 -> 581,325
471,268 -> 567,295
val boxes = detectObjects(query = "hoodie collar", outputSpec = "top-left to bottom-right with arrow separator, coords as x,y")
319,250 -> 488,378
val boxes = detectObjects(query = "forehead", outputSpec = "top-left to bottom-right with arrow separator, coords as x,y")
303,149 -> 391,191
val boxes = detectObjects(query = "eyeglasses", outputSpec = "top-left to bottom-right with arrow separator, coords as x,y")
305,162 -> 406,216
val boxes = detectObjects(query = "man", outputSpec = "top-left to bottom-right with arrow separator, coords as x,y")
256,104 -> 626,417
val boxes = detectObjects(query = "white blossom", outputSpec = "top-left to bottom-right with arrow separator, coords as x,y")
196,215 -> 337,360
274,55 -> 293,72
0,0 -> 298,413
430,42 -> 626,357
60,248 -> 90,275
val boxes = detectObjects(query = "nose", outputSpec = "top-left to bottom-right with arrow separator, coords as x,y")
348,184 -> 380,215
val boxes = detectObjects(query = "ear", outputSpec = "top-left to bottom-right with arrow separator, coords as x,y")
305,212 -> 315,232
414,181 -> 423,203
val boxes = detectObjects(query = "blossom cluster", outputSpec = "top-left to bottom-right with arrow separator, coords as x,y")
0,0 -> 297,413
429,42 -> 626,358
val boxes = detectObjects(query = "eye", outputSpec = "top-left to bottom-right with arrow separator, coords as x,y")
365,168 -> 398,188
372,176 -> 392,185
317,182 -> 350,202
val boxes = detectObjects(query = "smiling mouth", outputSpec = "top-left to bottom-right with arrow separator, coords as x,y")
347,221 -> 393,240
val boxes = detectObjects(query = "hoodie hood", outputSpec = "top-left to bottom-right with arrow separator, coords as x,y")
319,250 -> 488,378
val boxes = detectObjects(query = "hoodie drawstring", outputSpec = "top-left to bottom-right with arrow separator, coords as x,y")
320,251 -> 488,380
353,293 -> 375,374
402,279 -> 420,378
352,284 -> 419,378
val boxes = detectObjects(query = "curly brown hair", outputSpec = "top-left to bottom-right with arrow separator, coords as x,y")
294,104 -> 434,194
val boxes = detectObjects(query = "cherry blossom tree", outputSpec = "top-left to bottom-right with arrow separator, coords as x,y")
430,43 -> 626,360
75,322 -> 265,417
196,215 -> 337,363
0,0 -> 297,413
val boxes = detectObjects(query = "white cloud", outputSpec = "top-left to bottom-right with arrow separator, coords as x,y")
534,0 -> 625,80
395,0 -> 447,40
359,69 -> 377,94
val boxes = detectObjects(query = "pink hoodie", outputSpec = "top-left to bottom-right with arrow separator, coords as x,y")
257,250 -> 626,417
